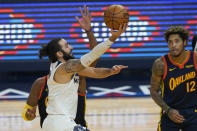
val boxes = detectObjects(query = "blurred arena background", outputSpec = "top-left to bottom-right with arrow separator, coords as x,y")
0,0 -> 197,130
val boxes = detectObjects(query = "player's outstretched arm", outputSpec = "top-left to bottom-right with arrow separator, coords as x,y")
78,65 -> 128,78
58,23 -> 128,74
76,5 -> 98,67
22,77 -> 44,121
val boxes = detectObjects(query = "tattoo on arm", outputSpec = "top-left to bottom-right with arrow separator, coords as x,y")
78,67 -> 112,78
63,59 -> 85,73
152,58 -> 165,76
150,58 -> 170,112
91,67 -> 112,78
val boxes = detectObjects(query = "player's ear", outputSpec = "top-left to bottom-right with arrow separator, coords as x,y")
183,40 -> 187,47
56,51 -> 63,58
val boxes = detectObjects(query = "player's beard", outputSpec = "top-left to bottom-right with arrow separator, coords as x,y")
170,44 -> 185,57
61,51 -> 75,61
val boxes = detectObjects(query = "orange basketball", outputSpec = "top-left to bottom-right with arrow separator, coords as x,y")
104,5 -> 129,30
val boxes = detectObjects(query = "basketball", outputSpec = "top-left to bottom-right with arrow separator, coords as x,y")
104,5 -> 129,30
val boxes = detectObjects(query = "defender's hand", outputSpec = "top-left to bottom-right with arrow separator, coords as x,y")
76,5 -> 92,32
25,106 -> 36,120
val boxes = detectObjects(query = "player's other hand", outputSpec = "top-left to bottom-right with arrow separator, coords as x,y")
109,23 -> 128,42
75,5 -> 92,32
25,106 -> 36,120
167,108 -> 184,124
110,65 -> 128,75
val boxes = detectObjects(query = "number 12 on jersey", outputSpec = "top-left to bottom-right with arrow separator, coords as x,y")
186,81 -> 196,93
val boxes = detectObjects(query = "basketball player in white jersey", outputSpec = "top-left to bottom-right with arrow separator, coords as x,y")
22,6 -> 98,128
39,6 -> 128,131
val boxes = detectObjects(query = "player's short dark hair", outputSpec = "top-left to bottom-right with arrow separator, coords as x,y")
39,38 -> 63,63
164,26 -> 189,42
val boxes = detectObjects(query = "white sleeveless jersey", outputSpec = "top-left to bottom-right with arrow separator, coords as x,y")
46,61 -> 79,119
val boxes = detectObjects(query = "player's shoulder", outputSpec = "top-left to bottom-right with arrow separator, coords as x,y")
32,76 -> 47,90
153,57 -> 164,66
152,57 -> 165,73
35,76 -> 46,85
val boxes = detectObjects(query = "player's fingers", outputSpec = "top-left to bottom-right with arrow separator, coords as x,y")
176,114 -> 184,121
27,109 -> 31,113
28,115 -> 34,120
87,7 -> 90,17
31,109 -> 36,114
30,113 -> 35,118
32,106 -> 37,110
110,29 -> 114,34
26,111 -> 31,119
175,111 -> 184,119
28,110 -> 35,115
89,15 -> 92,20
33,113 -> 36,118
113,66 -> 119,70
119,65 -> 128,69
115,65 -> 122,69
113,65 -> 119,70
123,23 -> 128,31
115,65 -> 126,71
118,24 -> 123,32
79,7 -> 84,17
115,65 -> 128,68
26,111 -> 30,116
172,115 -> 184,123
175,118 -> 184,123
84,5 -> 87,16
75,16 -> 81,23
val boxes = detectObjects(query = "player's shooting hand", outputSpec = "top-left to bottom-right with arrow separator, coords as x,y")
167,108 -> 184,124
109,23 -> 128,42
75,5 -> 92,32
111,65 -> 128,75
25,106 -> 36,120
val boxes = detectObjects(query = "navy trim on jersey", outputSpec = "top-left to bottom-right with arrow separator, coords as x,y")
38,76 -> 48,128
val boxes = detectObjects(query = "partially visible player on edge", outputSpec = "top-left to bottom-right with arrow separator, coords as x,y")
150,26 -> 197,131
22,5 -> 98,128
24,5 -> 128,131
192,34 -> 197,51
